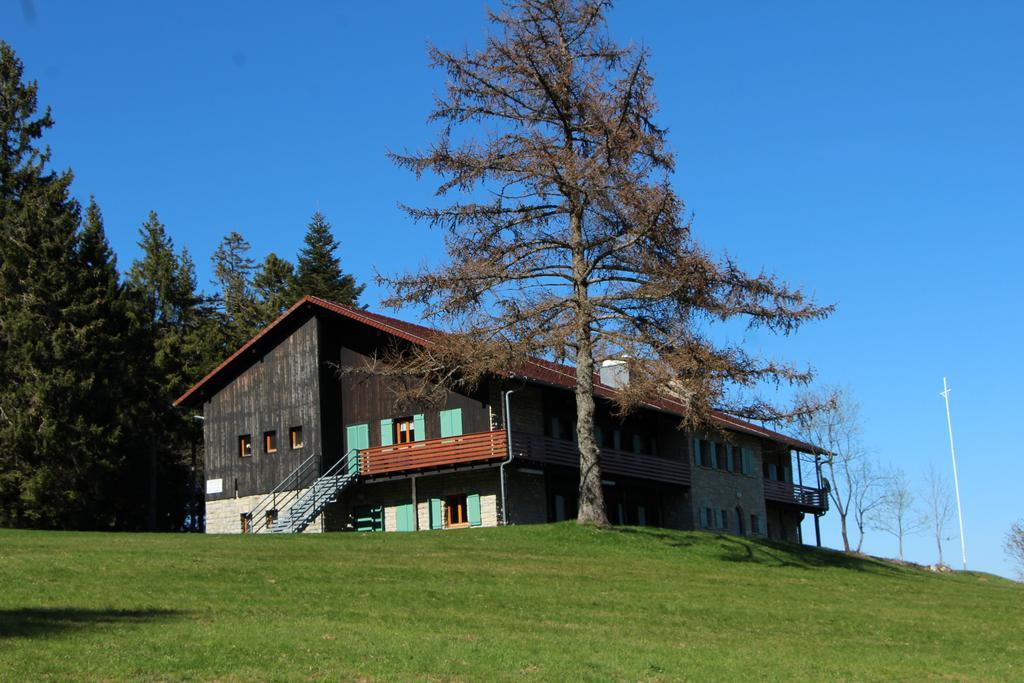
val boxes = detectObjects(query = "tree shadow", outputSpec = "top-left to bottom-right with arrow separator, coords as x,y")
602,525 -> 910,577
0,607 -> 183,639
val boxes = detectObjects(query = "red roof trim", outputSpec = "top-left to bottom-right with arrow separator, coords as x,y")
174,295 -> 822,453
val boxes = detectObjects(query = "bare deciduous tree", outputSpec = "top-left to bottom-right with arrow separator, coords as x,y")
850,459 -> 888,554
1005,520 -> 1024,581
383,0 -> 831,525
872,469 -> 927,562
923,464 -> 955,567
796,387 -> 871,552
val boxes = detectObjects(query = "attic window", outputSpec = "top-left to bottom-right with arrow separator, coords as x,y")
239,435 -> 252,458
290,426 -> 304,449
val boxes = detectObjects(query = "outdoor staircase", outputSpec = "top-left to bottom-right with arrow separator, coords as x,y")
245,451 -> 359,534
267,471 -> 356,533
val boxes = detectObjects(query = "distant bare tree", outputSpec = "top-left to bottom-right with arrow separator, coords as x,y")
872,469 -> 927,562
1006,520 -> 1024,581
923,464 -> 955,567
796,387 -> 872,552
850,459 -> 888,554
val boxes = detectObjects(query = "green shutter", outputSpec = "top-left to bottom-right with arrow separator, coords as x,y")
554,495 -> 566,521
726,445 -> 734,472
637,505 -> 647,526
613,429 -> 622,451
467,493 -> 482,527
380,419 -> 393,447
354,504 -> 383,532
430,497 -> 443,529
742,448 -> 753,475
692,437 -> 700,465
594,425 -> 603,447
396,503 -> 414,532
413,414 -> 426,441
346,423 -> 369,476
698,507 -> 707,528
440,408 -> 463,438
768,463 -> 778,480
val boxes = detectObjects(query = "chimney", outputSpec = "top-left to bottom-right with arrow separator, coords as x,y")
599,359 -> 629,389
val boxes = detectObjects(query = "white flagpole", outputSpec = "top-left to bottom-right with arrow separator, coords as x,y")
940,377 -> 967,570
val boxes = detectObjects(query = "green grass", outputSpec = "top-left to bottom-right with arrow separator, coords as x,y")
0,524 -> 1020,681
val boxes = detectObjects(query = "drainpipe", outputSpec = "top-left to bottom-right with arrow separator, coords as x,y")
500,390 -> 515,525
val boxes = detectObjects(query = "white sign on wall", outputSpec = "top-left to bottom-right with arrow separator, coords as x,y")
206,478 -> 223,495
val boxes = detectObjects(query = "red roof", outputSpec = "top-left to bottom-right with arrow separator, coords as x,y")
174,295 -> 822,453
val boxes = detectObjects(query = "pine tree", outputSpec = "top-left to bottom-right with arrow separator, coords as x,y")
253,252 -> 296,326
211,230 -> 261,348
293,210 -> 364,305
0,43 -> 145,528
126,212 -> 214,529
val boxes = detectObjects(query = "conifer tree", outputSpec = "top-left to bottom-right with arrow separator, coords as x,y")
0,42 -> 145,527
253,252 -> 296,325
211,230 -> 261,348
293,210 -> 364,305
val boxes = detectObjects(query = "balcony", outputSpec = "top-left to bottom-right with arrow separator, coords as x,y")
359,429 -> 509,477
510,433 -> 691,486
762,478 -> 828,512
358,429 -> 691,486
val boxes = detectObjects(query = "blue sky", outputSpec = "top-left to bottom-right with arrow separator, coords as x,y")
5,1 -> 1022,577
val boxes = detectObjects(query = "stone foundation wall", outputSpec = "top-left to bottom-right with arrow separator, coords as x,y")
205,490 -> 325,534
507,468 -> 548,524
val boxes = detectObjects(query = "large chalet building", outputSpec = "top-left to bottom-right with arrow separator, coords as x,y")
174,296 -> 828,541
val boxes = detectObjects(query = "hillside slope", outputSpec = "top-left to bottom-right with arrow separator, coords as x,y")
0,524 -> 1020,681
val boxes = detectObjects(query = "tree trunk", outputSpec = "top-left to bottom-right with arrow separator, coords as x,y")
936,530 -> 944,566
570,208 -> 608,526
839,512 -> 851,552
575,331 -> 607,525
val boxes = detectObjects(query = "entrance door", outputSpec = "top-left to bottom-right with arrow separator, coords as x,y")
346,423 -> 369,476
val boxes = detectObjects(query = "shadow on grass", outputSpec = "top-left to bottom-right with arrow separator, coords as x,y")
0,607 -> 183,639
604,525 -> 909,576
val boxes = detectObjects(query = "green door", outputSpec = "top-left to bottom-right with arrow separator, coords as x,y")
346,423 -> 369,476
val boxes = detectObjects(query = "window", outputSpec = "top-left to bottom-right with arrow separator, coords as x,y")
750,514 -> 761,535
289,426 -> 303,449
445,494 -> 469,528
265,510 -> 277,528
264,431 -> 278,453
700,440 -> 712,467
768,463 -> 778,481
394,417 -> 415,444
704,507 -> 713,529
239,434 -> 252,458
715,443 -> 727,470
240,514 -> 250,533
718,509 -> 728,530
439,408 -> 463,438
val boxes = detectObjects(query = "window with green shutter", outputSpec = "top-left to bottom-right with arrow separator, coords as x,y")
467,493 -> 482,527
395,502 -> 415,532
380,418 -> 394,447
429,498 -> 443,529
439,408 -> 463,438
345,423 -> 369,476
413,414 -> 426,441
741,448 -> 754,475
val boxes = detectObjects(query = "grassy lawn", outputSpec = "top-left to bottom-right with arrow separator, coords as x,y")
0,524 -> 1020,681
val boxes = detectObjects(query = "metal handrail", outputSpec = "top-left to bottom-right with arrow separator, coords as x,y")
245,453 -> 322,534
244,449 -> 361,534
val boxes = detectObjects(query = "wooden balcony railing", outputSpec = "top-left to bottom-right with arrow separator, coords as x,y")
510,433 -> 691,486
762,478 -> 828,511
357,429 -> 692,486
359,429 -> 508,477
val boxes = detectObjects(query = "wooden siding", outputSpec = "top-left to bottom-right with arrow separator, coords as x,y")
203,316 -> 322,499
335,345 -> 492,450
